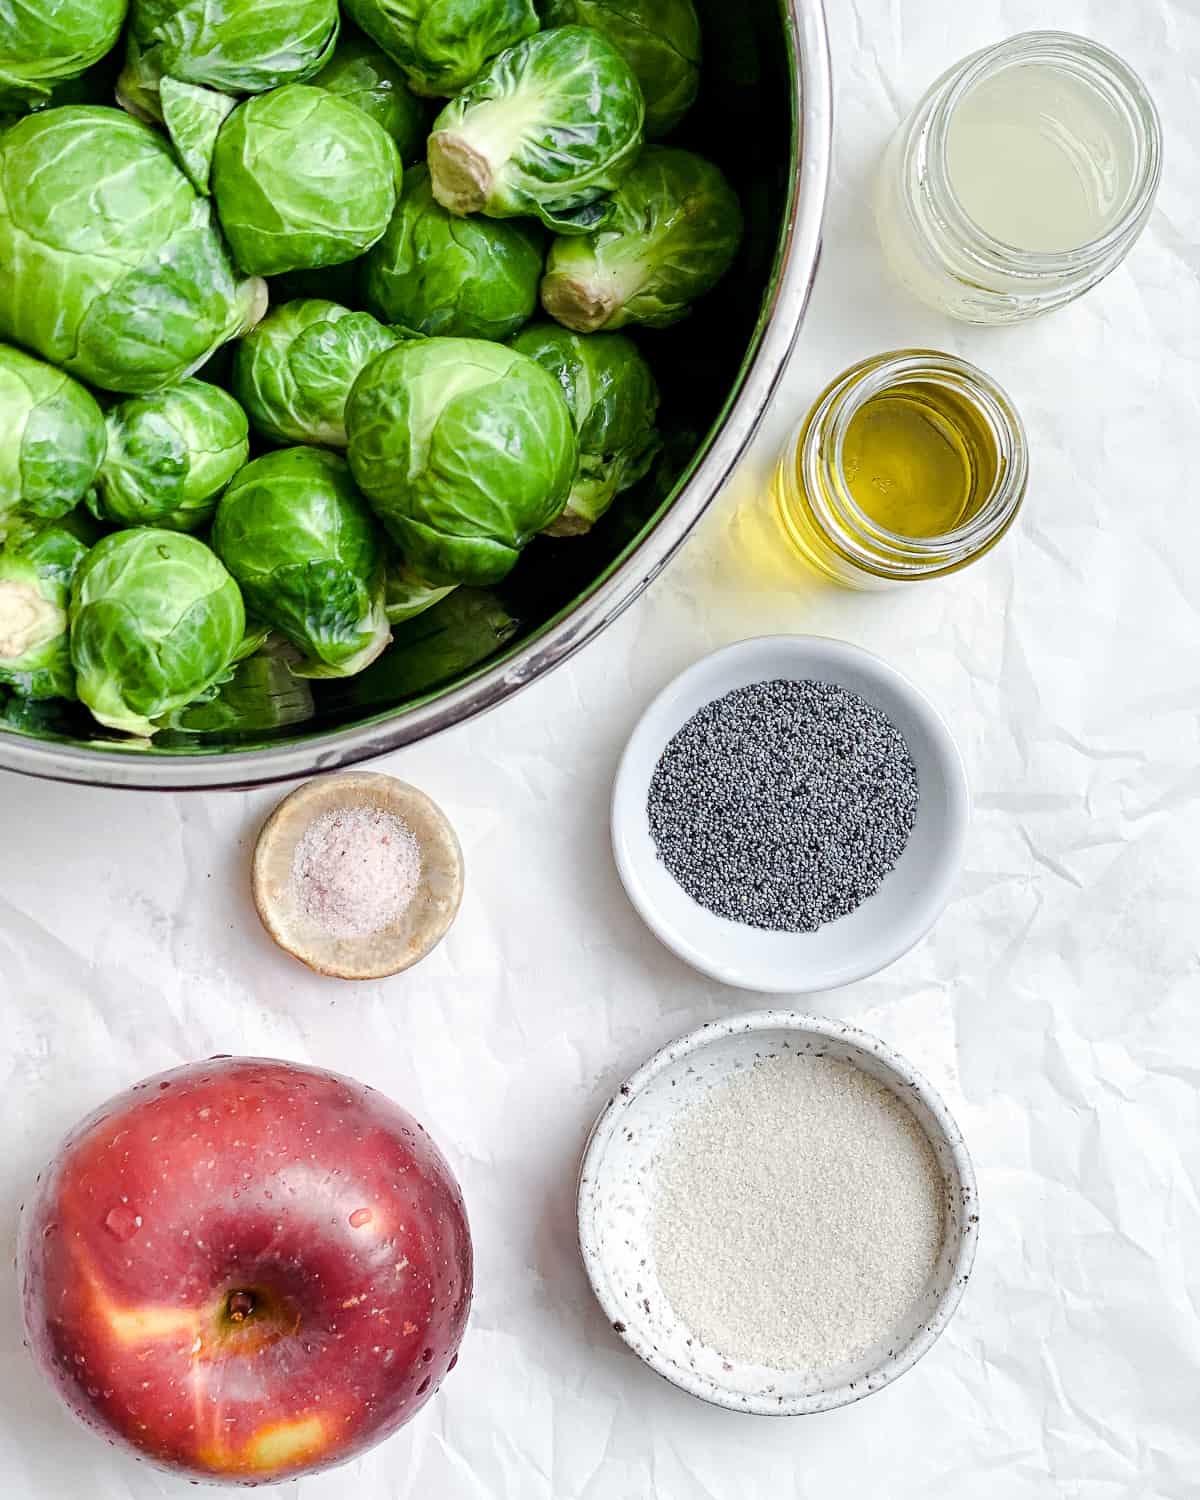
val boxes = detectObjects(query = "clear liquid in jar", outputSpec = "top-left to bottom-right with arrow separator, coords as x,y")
945,61 -> 1138,253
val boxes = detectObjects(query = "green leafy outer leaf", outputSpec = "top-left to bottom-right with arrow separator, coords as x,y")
510,321 -> 660,532
233,299 -> 399,447
212,85 -> 402,277
70,528 -> 246,735
0,0 -> 127,110
232,617 -> 273,663
311,30 -> 428,163
160,77 -> 237,194
384,557 -> 456,623
0,107 -> 266,395
428,27 -> 645,233
211,446 -> 391,675
342,0 -> 538,98
0,344 -> 107,539
365,165 -> 543,340
0,514 -> 95,700
540,145 -> 743,331
537,0 -> 700,137
346,336 -> 578,586
94,379 -> 250,532
127,0 -> 340,98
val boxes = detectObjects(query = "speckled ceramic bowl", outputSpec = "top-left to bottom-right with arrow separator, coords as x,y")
578,1010 -> 979,1415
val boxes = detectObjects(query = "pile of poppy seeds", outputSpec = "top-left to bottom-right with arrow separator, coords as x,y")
646,678 -> 920,931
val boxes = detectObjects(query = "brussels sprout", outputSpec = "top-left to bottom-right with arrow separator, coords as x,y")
0,108 -> 267,395
311,31 -> 427,163
92,380 -> 250,533
0,0 -> 127,111
537,0 -> 700,136
212,448 -> 391,677
213,85 -> 402,277
0,345 -> 107,539
365,166 -> 542,340
347,338 -> 577,585
510,323 -> 660,533
342,0 -> 538,99
385,559 -> 456,623
160,78 -> 237,195
428,28 -> 645,234
540,146 -> 742,331
233,300 -> 400,448
0,517 -> 95,701
70,529 -> 246,735
122,0 -> 339,113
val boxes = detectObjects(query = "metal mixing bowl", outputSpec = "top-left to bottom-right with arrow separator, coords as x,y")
0,0 -> 831,789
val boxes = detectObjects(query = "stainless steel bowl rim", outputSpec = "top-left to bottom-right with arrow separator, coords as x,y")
1,3 -> 832,790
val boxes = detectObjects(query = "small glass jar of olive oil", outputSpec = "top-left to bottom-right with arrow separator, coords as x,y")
772,350 -> 1028,588
877,32 -> 1162,324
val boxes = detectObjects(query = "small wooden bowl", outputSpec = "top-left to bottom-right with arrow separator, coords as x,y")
252,772 -> 464,980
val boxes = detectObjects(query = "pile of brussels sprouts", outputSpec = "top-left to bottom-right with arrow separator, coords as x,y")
0,0 -> 743,739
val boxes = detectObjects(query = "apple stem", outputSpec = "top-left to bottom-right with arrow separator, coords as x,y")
227,1290 -> 256,1323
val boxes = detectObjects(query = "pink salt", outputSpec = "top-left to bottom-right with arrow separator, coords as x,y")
292,806 -> 421,940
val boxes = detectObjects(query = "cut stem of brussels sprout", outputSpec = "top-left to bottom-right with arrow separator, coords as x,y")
427,135 -> 493,217
539,273 -> 622,334
0,584 -> 65,665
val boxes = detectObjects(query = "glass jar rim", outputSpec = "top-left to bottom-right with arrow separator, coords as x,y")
801,350 -> 1029,577
924,30 -> 1163,276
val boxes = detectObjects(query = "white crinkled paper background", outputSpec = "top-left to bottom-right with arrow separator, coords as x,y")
1,0 -> 1198,1494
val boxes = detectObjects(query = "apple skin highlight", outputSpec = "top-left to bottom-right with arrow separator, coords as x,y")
18,1056 -> 473,1484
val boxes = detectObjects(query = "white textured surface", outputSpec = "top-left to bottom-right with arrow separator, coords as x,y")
1,0 -> 1198,1493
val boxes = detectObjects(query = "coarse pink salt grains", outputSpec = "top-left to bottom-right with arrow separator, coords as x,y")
291,805 -> 422,941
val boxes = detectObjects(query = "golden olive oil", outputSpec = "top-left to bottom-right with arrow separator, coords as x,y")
840,380 -> 998,538
771,351 -> 1024,588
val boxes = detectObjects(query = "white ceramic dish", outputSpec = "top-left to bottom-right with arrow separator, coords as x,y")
578,1010 -> 979,1416
611,635 -> 970,992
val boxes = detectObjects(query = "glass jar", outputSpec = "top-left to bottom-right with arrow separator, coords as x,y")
772,350 -> 1028,589
876,32 -> 1162,324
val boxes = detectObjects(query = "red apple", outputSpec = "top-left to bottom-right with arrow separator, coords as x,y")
19,1056 -> 472,1485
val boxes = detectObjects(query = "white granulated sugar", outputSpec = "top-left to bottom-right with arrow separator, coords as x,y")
653,1052 -> 945,1371
292,805 -> 421,941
